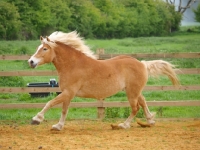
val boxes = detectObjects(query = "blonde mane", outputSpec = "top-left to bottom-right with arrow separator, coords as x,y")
43,31 -> 97,59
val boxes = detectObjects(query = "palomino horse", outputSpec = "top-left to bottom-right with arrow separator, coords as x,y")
28,31 -> 179,130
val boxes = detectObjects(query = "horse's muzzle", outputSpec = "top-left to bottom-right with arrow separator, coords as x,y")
28,59 -> 37,68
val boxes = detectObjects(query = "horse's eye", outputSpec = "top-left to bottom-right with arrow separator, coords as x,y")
43,48 -> 47,51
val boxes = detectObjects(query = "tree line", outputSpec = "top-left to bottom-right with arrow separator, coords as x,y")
1,0 -> 182,40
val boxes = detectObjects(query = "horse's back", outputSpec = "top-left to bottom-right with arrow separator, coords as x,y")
107,55 -> 135,60
101,55 -> 146,77
104,55 -> 148,89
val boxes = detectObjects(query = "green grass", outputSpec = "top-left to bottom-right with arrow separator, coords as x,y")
0,108 -> 98,121
0,106 -> 199,121
0,27 -> 200,120
87,32 -> 200,53
0,40 -> 40,55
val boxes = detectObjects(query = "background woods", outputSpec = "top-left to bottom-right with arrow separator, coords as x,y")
0,0 -> 185,40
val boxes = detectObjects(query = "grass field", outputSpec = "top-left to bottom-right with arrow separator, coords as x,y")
0,26 -> 200,121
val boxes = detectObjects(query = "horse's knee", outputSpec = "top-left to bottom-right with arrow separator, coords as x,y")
62,110 -> 67,116
137,103 -> 140,111
131,105 -> 139,115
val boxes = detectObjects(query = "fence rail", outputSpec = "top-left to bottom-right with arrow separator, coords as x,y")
98,52 -> 200,59
0,85 -> 200,93
1,101 -> 200,109
0,68 -> 200,76
0,55 -> 31,60
1,52 -> 200,60
0,71 -> 58,76
0,53 -> 200,119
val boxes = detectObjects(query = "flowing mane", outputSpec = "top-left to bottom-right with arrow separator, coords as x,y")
43,31 -> 97,59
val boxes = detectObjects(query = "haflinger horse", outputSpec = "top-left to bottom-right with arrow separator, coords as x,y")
28,31 -> 179,131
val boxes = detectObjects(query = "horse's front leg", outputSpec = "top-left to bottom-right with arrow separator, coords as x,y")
31,90 -> 73,128
52,100 -> 70,130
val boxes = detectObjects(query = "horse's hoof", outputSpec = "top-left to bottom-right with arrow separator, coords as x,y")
51,128 -> 60,131
111,124 -> 123,130
51,127 -> 61,131
51,124 -> 62,131
136,118 -> 153,128
118,123 -> 130,129
31,120 -> 40,125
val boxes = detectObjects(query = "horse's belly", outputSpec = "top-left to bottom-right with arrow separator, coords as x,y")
76,81 -> 125,99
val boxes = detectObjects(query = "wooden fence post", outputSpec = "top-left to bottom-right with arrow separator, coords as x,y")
96,49 -> 105,119
96,49 -> 105,59
97,99 -> 105,120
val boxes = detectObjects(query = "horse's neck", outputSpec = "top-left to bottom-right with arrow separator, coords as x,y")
52,45 -> 89,73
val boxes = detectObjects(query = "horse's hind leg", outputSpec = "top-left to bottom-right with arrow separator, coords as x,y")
118,96 -> 140,129
138,95 -> 155,125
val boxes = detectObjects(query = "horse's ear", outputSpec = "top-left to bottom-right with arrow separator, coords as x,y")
46,36 -> 51,42
40,36 -> 44,41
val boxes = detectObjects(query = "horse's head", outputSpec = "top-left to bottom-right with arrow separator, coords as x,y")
28,36 -> 56,68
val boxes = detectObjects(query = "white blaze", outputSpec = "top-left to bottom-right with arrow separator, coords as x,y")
34,44 -> 43,56
28,44 -> 43,65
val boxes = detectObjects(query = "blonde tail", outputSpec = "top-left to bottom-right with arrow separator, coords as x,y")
141,60 -> 180,86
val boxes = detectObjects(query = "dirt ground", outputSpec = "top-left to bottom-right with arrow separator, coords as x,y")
0,119 -> 200,150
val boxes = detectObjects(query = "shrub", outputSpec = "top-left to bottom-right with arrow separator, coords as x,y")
15,46 -> 30,55
105,108 -> 121,118
105,107 -> 144,119
0,45 -> 14,54
18,93 -> 31,101
0,76 -> 25,87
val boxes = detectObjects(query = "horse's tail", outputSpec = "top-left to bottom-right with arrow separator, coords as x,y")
141,60 -> 180,86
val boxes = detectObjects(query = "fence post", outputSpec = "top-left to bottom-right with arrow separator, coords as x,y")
96,48 -> 105,59
97,99 -> 105,120
96,49 -> 105,119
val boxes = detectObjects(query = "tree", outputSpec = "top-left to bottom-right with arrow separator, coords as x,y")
194,3 -> 200,22
166,0 -> 196,14
68,0 -> 104,38
164,0 -> 195,31
0,0 -> 184,39
6,0 -> 52,39
0,1 -> 21,40
92,0 -> 126,38
43,0 -> 71,35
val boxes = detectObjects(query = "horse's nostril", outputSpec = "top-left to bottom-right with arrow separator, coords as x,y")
30,60 -> 34,64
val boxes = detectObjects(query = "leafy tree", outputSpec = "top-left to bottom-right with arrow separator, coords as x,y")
154,0 -> 181,34
93,0 -> 125,38
68,0 -> 103,38
0,1 -> 21,40
194,4 -> 200,22
43,0 -> 71,35
116,6 -> 137,37
166,0 -> 196,14
6,0 -> 52,39
165,0 -> 196,31
0,0 -> 183,39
